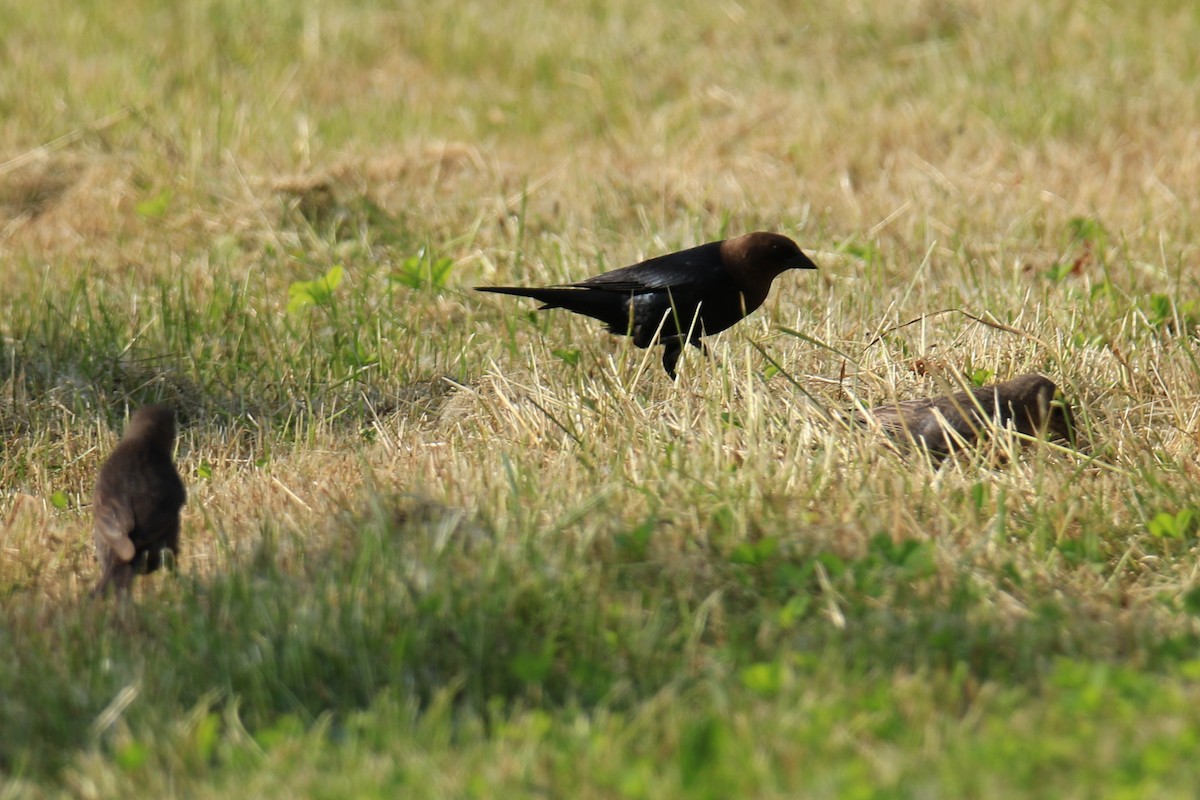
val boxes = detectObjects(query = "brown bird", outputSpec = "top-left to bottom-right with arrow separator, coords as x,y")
92,404 -> 187,596
477,232 -> 818,377
856,374 -> 1076,455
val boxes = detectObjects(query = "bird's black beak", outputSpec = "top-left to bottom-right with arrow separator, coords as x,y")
788,252 -> 819,271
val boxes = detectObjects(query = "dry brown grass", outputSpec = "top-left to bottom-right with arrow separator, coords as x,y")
3,0 -> 1200,793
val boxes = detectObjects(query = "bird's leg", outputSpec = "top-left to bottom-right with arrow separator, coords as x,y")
662,339 -> 683,379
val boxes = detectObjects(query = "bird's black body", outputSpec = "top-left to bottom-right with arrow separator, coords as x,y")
478,232 -> 817,377
92,405 -> 187,596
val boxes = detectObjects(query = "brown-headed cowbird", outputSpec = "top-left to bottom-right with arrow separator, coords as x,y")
856,374 -> 1076,455
92,404 -> 187,596
477,231 -> 817,377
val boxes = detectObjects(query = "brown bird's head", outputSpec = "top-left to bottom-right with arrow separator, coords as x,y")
995,374 -> 1076,444
721,232 -> 818,281
123,404 -> 178,455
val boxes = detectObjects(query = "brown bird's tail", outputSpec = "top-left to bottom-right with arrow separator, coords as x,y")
92,562 -> 135,598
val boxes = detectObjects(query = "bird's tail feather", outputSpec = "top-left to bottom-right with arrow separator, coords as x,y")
476,286 -> 626,325
477,285 -> 578,307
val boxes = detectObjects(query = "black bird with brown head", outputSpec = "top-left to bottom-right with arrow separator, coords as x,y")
478,231 -> 817,377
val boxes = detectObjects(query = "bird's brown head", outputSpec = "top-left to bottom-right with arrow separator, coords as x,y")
124,404 -> 178,454
999,375 -> 1076,443
721,232 -> 818,283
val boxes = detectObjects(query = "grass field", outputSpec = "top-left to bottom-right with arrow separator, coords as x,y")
4,0 -> 1200,796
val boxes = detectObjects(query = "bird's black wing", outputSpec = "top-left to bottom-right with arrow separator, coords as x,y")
575,241 -> 726,293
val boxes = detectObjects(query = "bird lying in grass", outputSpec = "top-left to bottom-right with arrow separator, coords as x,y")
855,374 -> 1077,456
